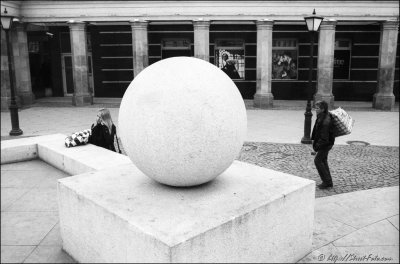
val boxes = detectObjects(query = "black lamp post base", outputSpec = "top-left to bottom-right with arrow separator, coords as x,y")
301,137 -> 312,144
9,129 -> 23,136
301,103 -> 313,144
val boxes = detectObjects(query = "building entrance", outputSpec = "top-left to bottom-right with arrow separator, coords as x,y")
28,36 -> 52,99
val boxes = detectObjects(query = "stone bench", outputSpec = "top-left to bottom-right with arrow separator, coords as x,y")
1,134 -> 316,263
1,133 -> 132,175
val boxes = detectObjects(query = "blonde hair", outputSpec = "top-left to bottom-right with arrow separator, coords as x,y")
97,108 -> 113,133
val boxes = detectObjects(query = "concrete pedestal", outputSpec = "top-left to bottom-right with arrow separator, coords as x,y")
1,96 -> 22,111
373,93 -> 395,110
72,93 -> 93,106
58,160 -> 315,263
253,93 -> 274,108
19,91 -> 35,106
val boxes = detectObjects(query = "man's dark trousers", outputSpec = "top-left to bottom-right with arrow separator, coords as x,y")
314,148 -> 333,185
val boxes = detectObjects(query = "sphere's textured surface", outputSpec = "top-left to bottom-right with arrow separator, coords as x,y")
118,57 -> 247,187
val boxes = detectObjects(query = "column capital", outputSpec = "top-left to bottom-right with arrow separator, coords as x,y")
193,19 -> 210,28
12,20 -> 28,30
382,20 -> 399,30
320,19 -> 337,30
256,19 -> 273,29
67,20 -> 86,30
130,19 -> 148,29
10,20 -> 28,35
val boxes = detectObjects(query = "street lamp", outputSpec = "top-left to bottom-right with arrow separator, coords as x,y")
1,7 -> 23,136
301,9 -> 323,144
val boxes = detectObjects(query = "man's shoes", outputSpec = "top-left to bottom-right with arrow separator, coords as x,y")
317,183 -> 333,189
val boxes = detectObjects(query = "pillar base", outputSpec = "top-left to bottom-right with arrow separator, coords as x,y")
1,96 -> 22,111
373,94 -> 395,110
19,92 -> 35,107
1,97 -> 10,111
72,94 -> 93,106
253,93 -> 274,109
314,94 -> 335,109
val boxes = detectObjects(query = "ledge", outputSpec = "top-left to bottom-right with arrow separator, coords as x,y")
1,133 -> 132,175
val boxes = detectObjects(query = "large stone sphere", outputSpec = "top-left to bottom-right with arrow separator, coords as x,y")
118,57 -> 247,187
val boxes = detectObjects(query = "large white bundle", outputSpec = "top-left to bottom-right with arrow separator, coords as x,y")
65,129 -> 91,147
329,107 -> 355,137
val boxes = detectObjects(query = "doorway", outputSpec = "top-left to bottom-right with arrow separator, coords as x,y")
28,37 -> 52,98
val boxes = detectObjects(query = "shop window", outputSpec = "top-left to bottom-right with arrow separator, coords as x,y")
272,39 -> 298,80
334,39 -> 351,80
214,39 -> 245,80
161,38 -> 191,59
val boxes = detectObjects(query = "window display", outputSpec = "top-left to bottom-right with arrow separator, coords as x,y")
272,39 -> 298,80
215,39 -> 245,80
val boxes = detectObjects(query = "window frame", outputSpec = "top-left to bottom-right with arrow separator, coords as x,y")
333,38 -> 352,80
214,38 -> 246,80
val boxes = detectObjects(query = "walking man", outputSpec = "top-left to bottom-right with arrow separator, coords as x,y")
311,101 -> 335,189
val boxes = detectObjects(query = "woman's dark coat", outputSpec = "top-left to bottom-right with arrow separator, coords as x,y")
89,123 -> 116,152
222,63 -> 241,79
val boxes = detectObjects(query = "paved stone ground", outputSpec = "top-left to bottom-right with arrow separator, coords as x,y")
2,135 -> 398,199
238,142 -> 399,198
115,140 -> 399,198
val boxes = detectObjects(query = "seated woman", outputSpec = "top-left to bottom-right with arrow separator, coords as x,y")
89,108 -> 117,152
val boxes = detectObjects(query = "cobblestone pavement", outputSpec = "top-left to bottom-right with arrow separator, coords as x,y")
115,140 -> 399,198
238,142 -> 399,198
2,134 -> 398,198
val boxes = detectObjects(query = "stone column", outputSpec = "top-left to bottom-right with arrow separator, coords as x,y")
315,20 -> 337,108
68,21 -> 92,106
373,20 -> 399,110
130,19 -> 148,77
1,28 -> 12,111
193,19 -> 210,61
254,19 -> 274,109
11,21 -> 34,106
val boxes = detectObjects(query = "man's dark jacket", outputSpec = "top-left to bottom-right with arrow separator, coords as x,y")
311,112 -> 335,151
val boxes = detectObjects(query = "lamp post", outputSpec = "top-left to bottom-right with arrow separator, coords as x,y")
1,8 -> 23,136
301,9 -> 323,144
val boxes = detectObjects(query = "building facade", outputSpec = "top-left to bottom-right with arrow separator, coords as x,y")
1,0 -> 399,110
